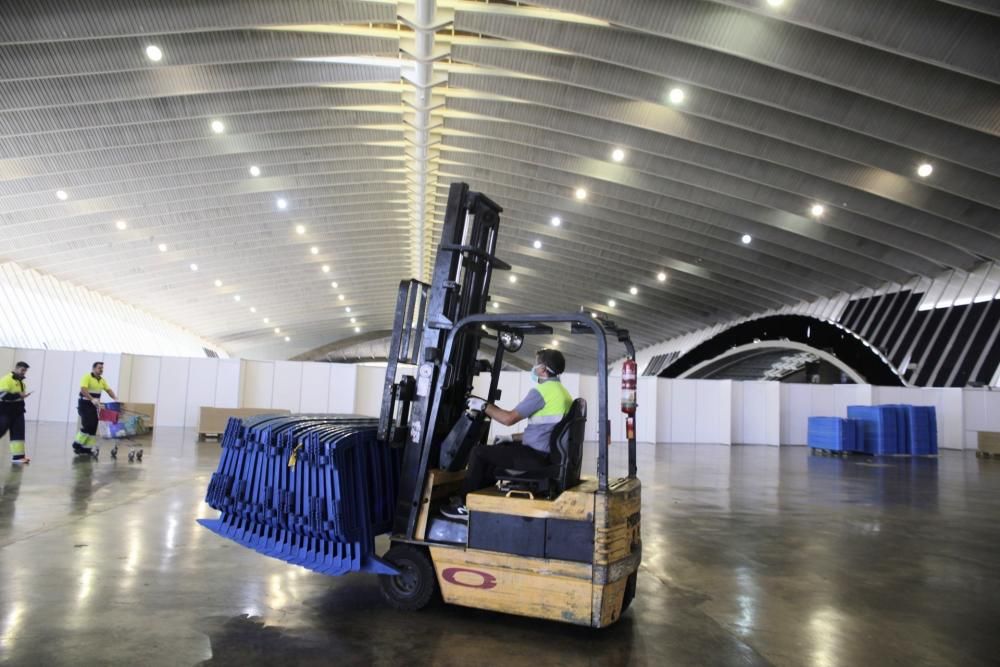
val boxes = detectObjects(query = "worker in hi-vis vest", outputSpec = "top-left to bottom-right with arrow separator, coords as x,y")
73,361 -> 118,456
1,361 -> 33,464
441,348 -> 572,521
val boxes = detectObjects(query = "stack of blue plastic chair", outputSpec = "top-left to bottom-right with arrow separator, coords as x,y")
807,417 -> 861,452
902,405 -> 938,455
847,405 -> 900,455
200,414 -> 401,576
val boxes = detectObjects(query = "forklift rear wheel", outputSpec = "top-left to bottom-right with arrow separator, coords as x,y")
621,571 -> 637,615
379,544 -> 438,611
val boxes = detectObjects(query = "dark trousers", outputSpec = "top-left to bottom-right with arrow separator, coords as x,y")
78,399 -> 99,436
461,443 -> 549,496
1,405 -> 26,459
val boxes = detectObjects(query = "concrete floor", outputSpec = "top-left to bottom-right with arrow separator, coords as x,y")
1,423 -> 999,666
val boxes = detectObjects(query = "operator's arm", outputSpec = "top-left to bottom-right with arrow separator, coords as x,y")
484,387 -> 544,427
105,384 -> 118,401
484,403 -> 524,427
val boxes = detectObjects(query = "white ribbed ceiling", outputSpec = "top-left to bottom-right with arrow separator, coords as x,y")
1,0 -> 998,369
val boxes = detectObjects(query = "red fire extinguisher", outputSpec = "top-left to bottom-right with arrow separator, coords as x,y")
621,357 -> 637,441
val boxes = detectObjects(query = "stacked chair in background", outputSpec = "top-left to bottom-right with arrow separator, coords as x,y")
200,414 -> 402,576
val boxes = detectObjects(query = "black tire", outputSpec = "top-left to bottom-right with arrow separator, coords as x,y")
378,544 -> 438,611
621,571 -> 637,615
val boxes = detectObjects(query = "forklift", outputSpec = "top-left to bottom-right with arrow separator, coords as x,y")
373,183 -> 642,627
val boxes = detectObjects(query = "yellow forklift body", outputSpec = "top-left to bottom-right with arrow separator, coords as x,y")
428,476 -> 641,628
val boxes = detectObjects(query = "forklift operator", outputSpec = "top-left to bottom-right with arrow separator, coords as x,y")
441,348 -> 571,520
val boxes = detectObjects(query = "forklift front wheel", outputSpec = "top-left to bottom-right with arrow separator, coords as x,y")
621,571 -> 637,615
379,544 -> 438,611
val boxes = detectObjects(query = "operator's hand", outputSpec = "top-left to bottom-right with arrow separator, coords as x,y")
22,391 -> 32,399
466,396 -> 487,413
92,399 -> 101,408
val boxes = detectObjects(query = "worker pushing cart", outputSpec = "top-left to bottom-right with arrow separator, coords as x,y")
72,361 -> 119,458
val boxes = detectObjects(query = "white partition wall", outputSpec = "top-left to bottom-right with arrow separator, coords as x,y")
0,343 -> 985,450
732,381 -> 781,446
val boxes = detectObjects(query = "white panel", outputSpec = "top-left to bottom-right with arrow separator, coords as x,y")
128,355 -> 162,405
781,384 -> 813,445
656,379 -> 672,443
241,360 -> 274,408
731,381 -> 744,444
354,365 -> 385,417
36,350 -> 74,422
14,348 -> 46,421
560,372 -> 581,399
940,388 -> 965,450
155,357 -> 191,427
0,349 -> 14,376
608,374 -> 624,442
299,362 -> 332,414
117,353 -> 134,400
636,376 -> 657,443
272,361 -> 304,413
184,358 -> 219,428
214,359 -> 242,408
734,381 -> 781,446
695,380 -> 731,444
670,380 -> 697,443
328,364 -> 358,414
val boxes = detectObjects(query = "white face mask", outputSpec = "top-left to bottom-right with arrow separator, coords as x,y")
530,364 -> 544,384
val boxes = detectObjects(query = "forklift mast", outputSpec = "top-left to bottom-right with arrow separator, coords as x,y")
379,182 -> 508,538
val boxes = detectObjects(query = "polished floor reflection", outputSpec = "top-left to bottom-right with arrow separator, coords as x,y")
1,423 -> 998,666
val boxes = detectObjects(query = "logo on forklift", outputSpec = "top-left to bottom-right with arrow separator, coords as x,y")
441,567 -> 497,590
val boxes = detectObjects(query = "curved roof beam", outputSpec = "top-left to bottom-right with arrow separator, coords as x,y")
485,3 -> 1000,135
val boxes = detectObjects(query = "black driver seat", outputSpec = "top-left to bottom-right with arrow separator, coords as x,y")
495,398 -> 587,498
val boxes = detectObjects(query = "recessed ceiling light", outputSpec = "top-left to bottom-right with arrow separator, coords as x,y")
741,234 -> 752,245
629,286 -> 638,296
249,165 -> 261,177
509,275 -> 517,283
322,265 -> 330,273
338,294 -> 345,301
657,271 -> 667,282
115,220 -> 127,230
210,120 -> 225,134
295,224 -> 305,234
354,327 -> 361,333
274,327 -> 281,334
214,279 -> 222,287
284,336 -> 290,342
158,243 -> 167,252
551,216 -> 562,227
345,307 -> 351,313
533,240 -> 542,249
917,163 -> 933,178
492,301 -> 499,309
810,203 -> 825,218
350,317 -> 356,324
611,148 -> 625,162
145,45 -> 163,62
276,198 -> 288,210
331,281 -> 338,288
263,317 -> 270,324
766,0 -> 783,7
551,340 -> 559,347
608,299 -> 616,308
55,190 -> 68,200
668,87 -> 685,105
250,307 -> 256,313
574,188 -> 587,200
233,295 -> 241,302
190,263 -> 199,272
310,246 -> 319,255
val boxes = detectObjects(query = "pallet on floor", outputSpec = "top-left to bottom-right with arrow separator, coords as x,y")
810,447 -> 866,458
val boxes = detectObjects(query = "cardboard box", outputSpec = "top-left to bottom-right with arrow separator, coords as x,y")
978,432 -> 1000,455
197,407 -> 291,438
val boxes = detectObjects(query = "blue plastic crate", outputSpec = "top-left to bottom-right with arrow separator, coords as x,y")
847,405 -> 900,455
808,417 -> 861,451
903,405 -> 938,455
